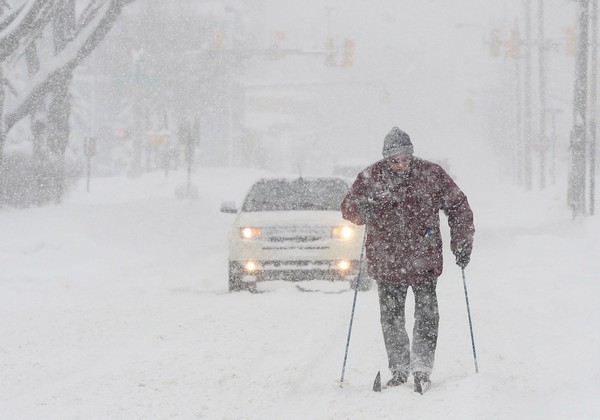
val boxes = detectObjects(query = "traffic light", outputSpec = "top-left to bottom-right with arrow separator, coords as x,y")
84,137 -> 96,158
565,26 -> 576,56
504,27 -> 519,59
341,38 -> 355,67
274,31 -> 286,42
490,28 -> 501,57
325,37 -> 336,66
212,28 -> 225,50
272,31 -> 286,59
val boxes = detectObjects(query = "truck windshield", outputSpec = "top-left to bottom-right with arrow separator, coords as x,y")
242,178 -> 349,212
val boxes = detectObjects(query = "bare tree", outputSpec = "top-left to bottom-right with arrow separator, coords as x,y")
0,0 -> 134,205
0,0 -> 55,164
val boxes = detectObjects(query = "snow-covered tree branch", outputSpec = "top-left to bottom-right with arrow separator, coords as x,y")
0,0 -> 56,62
4,0 -> 127,132
0,0 -> 133,206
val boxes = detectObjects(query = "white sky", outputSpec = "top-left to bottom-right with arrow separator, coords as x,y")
245,0 -> 577,175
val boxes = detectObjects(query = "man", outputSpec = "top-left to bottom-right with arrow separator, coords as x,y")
341,127 -> 474,394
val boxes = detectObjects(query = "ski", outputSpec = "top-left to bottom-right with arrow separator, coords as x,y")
372,370 -> 432,394
414,379 -> 431,395
373,371 -> 393,392
373,371 -> 382,392
413,372 -> 432,394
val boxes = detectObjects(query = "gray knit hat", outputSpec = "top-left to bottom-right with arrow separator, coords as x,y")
382,127 -> 413,158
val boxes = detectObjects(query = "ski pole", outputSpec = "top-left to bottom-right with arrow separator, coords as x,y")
461,268 -> 479,373
339,216 -> 369,386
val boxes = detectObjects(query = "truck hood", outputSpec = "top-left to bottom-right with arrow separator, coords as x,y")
233,210 -> 352,228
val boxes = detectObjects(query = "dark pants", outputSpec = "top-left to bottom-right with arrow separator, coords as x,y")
377,279 -> 439,375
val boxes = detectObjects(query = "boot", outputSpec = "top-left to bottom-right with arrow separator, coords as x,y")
413,371 -> 431,394
386,371 -> 408,387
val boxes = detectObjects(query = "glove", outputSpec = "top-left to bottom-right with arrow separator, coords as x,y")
455,247 -> 471,269
356,199 -> 374,219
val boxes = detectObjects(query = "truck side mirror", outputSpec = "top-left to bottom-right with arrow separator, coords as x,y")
220,201 -> 238,214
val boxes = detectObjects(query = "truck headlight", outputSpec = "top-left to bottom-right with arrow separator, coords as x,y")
244,260 -> 257,272
240,227 -> 261,239
337,260 -> 351,271
332,225 -> 355,240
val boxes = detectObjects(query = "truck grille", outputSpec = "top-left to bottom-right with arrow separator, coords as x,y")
260,226 -> 330,243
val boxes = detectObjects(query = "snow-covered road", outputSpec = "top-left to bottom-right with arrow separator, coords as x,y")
1,168 -> 599,419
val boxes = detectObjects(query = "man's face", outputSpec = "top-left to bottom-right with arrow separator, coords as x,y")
387,153 -> 413,173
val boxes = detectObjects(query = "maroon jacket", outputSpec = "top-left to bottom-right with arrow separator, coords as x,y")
341,158 -> 474,284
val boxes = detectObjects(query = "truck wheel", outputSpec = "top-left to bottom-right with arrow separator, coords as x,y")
228,262 -> 243,292
228,262 -> 258,292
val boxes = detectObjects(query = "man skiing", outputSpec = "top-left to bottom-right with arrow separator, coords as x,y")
340,127 -> 475,394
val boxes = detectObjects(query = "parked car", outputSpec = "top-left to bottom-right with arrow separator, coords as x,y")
220,177 -> 370,292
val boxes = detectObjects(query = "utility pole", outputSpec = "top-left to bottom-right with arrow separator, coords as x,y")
547,108 -> 562,185
568,0 -> 590,217
590,0 -> 598,215
538,0 -> 548,189
513,21 -> 524,187
524,0 -> 533,190
84,137 -> 96,192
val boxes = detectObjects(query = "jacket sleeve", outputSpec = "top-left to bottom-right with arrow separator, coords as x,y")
438,169 -> 475,256
341,171 -> 370,226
